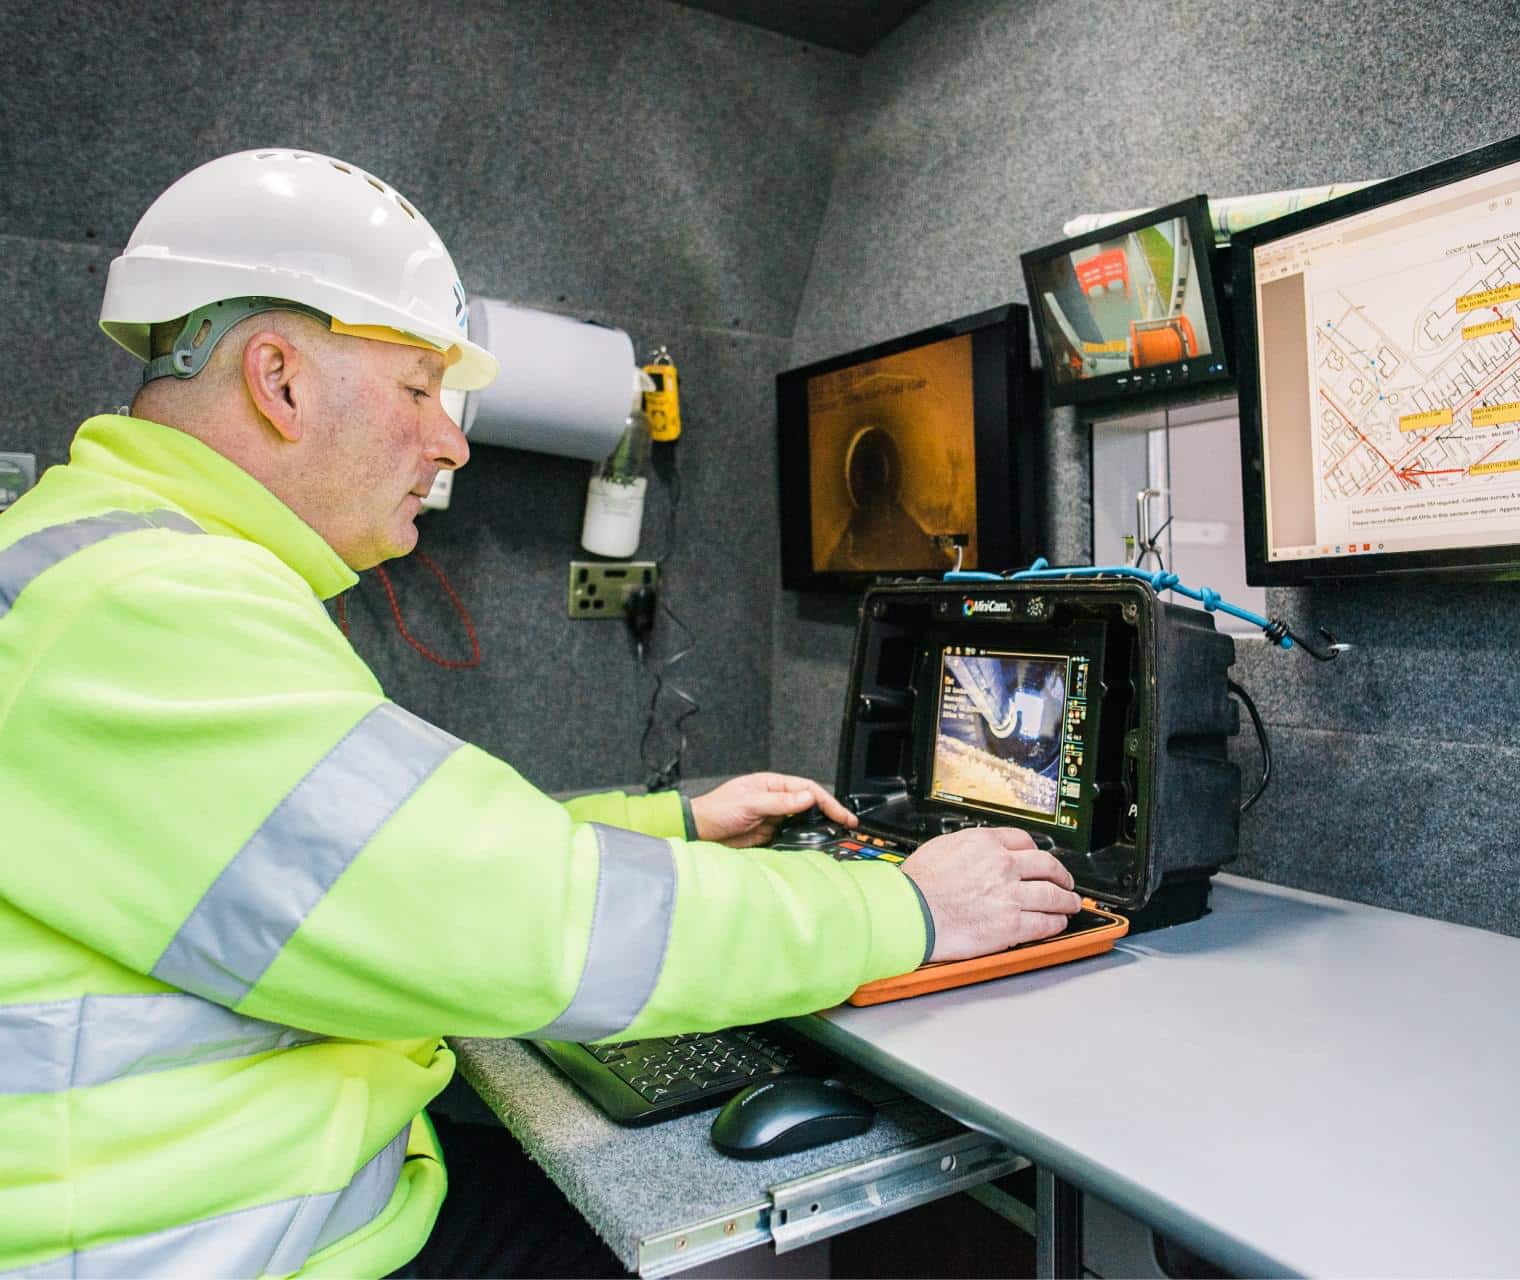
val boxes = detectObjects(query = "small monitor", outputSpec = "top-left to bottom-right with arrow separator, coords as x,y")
1021,196 -> 1230,408
927,646 -> 1078,828
777,305 -> 1040,591
1234,133 -> 1520,585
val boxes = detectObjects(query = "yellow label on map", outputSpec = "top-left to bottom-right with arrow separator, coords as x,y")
1473,401 -> 1520,428
1462,317 -> 1515,341
1398,408 -> 1452,433
1455,283 -> 1520,313
1470,458 -> 1520,476
1083,340 -> 1127,354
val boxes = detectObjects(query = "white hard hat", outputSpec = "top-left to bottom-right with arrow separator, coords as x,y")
100,148 -> 498,391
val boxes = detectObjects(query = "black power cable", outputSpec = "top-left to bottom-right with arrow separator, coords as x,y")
629,440 -> 700,791
635,596 -> 699,791
1228,678 -> 1271,812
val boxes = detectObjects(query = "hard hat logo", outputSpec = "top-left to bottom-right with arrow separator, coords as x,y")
99,149 -> 499,392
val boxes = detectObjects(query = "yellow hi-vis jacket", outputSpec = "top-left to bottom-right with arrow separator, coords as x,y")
0,415 -> 929,1278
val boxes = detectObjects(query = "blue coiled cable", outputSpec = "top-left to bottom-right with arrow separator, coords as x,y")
944,560 -> 1347,659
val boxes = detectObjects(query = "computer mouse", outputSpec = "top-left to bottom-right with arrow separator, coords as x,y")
709,1075 -> 875,1160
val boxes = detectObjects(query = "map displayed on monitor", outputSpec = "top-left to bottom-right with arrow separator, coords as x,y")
1254,153 -> 1520,562
928,649 -> 1068,821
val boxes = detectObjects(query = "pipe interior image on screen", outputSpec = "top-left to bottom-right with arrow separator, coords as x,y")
806,333 -> 976,575
928,648 -> 1069,823
1253,153 -> 1520,565
777,303 -> 1036,591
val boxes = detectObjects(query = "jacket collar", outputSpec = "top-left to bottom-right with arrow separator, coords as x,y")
69,415 -> 359,601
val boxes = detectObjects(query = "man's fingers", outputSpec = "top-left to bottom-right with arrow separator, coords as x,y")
1014,880 -> 1083,915
740,788 -> 818,818
806,788 -> 858,828
1014,912 -> 1074,945
1006,845 -> 1076,891
762,776 -> 858,828
989,826 -> 1038,852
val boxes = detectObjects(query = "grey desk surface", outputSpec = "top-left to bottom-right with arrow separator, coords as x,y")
801,872 -> 1520,1279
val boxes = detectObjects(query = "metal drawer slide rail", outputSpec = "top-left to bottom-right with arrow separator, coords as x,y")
770,1132 -> 1026,1252
638,1198 -> 772,1277
638,1132 -> 1026,1275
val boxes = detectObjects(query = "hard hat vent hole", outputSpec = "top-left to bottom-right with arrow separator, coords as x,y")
331,161 -> 351,174
396,197 -> 416,220
256,152 -> 278,160
191,319 -> 213,349
366,177 -> 385,194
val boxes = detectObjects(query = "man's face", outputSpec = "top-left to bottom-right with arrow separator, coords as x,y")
304,337 -> 470,570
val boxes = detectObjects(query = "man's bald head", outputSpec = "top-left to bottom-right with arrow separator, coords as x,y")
125,308 -> 469,570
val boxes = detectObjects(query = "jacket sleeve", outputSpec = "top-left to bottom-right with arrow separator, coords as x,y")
560,788 -> 690,838
4,541 -> 926,1043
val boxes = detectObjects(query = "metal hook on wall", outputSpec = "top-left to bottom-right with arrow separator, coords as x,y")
1133,487 -> 1171,569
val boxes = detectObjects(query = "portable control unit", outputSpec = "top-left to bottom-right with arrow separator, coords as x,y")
775,577 -> 1241,1002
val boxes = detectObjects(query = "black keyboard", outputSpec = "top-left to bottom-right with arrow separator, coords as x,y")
535,1024 -> 810,1125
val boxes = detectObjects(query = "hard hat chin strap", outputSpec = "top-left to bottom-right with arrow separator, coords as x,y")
141,297 -> 330,384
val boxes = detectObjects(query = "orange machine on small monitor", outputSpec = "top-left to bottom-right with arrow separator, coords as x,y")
1021,195 -> 1231,407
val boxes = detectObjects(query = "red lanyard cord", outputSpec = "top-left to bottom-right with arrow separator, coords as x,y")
335,550 -> 481,671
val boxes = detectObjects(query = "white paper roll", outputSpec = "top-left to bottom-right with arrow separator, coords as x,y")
461,298 -> 637,461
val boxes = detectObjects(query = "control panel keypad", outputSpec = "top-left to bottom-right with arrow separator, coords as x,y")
771,824 -> 910,863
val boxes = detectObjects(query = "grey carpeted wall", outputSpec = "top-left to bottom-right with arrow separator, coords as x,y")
1,0 -> 854,793
9,0 -> 1520,935
774,0 -> 1520,933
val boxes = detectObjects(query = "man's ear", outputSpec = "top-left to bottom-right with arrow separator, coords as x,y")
241,330 -> 306,443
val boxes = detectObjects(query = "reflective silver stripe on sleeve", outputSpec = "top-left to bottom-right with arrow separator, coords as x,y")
306,1122 -> 411,1257
153,702 -> 462,1005
527,823 -> 677,1041
0,1125 -> 410,1279
0,992 -> 326,1095
0,508 -> 203,618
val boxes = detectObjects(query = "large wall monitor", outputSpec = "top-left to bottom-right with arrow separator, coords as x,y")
777,305 -> 1040,591
1235,133 -> 1520,584
1021,196 -> 1231,408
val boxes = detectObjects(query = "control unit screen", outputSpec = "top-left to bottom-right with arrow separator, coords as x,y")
928,648 -> 1069,822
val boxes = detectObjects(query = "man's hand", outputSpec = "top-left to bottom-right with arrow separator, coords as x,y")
902,827 -> 1081,962
689,773 -> 858,848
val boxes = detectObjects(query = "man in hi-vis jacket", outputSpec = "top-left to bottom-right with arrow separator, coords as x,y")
0,149 -> 1079,1278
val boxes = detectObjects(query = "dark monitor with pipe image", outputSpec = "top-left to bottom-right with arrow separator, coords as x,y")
777,305 -> 1041,592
